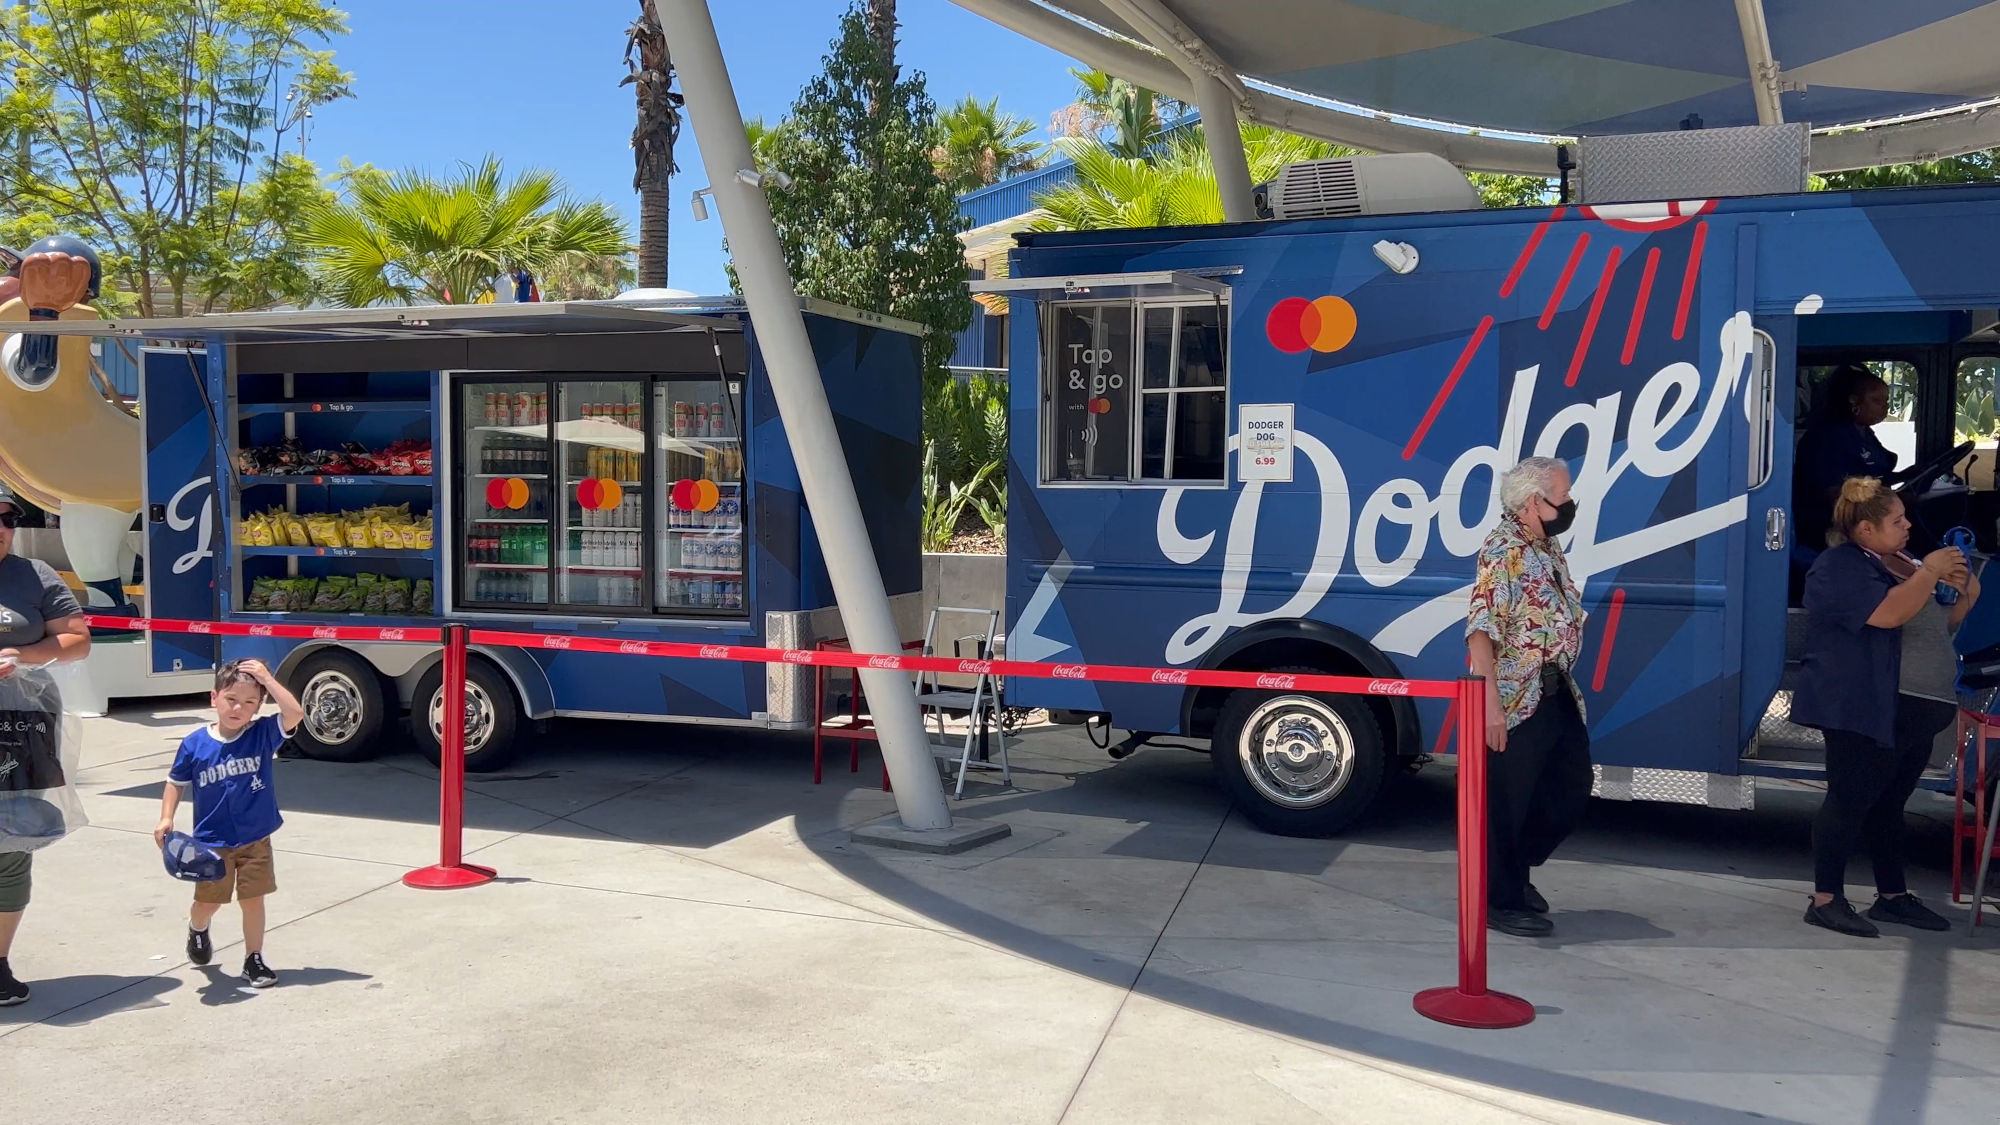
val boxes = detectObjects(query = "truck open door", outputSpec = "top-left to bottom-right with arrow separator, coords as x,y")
140,345 -> 220,675
1737,319 -> 1789,758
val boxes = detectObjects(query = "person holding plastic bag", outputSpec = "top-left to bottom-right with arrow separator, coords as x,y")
0,479 -> 92,1006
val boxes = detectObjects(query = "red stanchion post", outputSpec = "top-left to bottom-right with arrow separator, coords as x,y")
403,624 -> 497,890
1414,675 -> 1535,1029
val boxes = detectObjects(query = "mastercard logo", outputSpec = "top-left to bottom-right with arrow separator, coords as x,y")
1265,295 -> 1357,354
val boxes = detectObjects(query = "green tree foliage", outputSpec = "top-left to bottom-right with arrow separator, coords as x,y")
756,1 -> 972,384
1814,150 -> 2000,191
539,254 -> 638,302
303,155 -> 629,306
1049,67 -> 1184,159
1031,126 -> 1349,230
0,0 -> 353,314
932,95 -> 1041,195
742,116 -> 793,173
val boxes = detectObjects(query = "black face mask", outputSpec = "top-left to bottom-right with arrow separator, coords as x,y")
1542,498 -> 1577,537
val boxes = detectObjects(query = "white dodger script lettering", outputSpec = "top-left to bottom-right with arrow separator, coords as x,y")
1157,314 -> 1756,663
166,476 -> 214,576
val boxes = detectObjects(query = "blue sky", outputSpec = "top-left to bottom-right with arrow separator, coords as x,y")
305,0 -> 1083,295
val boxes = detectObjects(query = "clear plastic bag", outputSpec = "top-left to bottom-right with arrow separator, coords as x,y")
0,667 -> 88,853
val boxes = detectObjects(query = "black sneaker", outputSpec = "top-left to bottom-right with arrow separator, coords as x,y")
1524,884 -> 1549,914
186,926 -> 212,966
1805,896 -> 1880,938
1488,908 -> 1554,937
0,959 -> 27,1007
243,952 -> 277,989
1869,893 -> 1952,932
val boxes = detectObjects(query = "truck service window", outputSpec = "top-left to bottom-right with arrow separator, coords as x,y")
1047,298 -> 1228,484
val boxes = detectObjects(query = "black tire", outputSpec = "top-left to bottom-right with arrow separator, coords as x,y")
411,657 -> 522,772
285,649 -> 388,763
1209,665 -> 1387,837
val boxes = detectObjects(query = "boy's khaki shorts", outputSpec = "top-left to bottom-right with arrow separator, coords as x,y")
193,837 -> 276,904
0,851 -> 29,913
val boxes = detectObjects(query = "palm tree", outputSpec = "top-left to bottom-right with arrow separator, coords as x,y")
932,95 -> 1041,194
743,116 -> 793,173
304,155 -> 630,306
624,0 -> 682,288
1049,67 -> 1184,161
539,254 -> 639,301
1031,126 -> 1354,230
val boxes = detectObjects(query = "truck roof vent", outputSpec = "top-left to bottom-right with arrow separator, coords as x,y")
1255,153 -> 1481,220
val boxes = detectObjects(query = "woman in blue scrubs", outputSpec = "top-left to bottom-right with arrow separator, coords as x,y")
1794,365 -> 1903,559
1791,477 -> 1974,938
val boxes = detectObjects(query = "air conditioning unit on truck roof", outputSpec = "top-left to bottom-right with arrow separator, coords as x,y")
1254,152 -> 1480,220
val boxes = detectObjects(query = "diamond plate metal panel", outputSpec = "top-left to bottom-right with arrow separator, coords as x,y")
763,593 -> 927,727
1579,124 -> 1809,204
1592,765 -> 1756,810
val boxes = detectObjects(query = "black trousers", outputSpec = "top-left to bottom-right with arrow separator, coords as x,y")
1486,673 -> 1594,912
1813,694 -> 1955,897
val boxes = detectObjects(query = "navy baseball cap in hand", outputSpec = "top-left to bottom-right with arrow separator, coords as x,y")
162,830 -> 225,882
0,795 -> 66,843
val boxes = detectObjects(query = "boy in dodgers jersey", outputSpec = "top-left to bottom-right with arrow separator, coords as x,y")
154,659 -> 303,988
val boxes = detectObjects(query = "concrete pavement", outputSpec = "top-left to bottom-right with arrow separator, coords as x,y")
2,703 -> 1996,1123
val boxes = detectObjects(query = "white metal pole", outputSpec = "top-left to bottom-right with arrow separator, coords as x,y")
1190,73 -> 1254,223
1731,0 -> 1785,126
651,0 -> 952,830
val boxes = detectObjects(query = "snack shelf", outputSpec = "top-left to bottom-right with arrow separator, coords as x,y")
242,546 -> 436,560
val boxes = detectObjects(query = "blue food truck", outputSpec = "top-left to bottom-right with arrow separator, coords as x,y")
984,179 -> 2000,836
103,297 -> 925,770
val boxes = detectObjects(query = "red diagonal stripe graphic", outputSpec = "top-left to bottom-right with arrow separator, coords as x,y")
1402,315 -> 1495,460
1621,247 -> 1662,365
1539,231 -> 1592,330
1672,221 -> 1708,340
1500,205 -> 1567,298
1591,587 -> 1628,693
1565,246 -> 1623,387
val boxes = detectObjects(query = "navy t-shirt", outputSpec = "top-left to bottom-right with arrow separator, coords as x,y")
167,714 -> 290,849
1794,421 -> 1898,552
1790,543 -> 1901,747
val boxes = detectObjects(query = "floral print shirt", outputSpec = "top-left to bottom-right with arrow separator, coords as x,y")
1466,514 -> 1589,729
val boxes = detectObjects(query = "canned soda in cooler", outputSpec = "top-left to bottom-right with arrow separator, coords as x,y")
534,393 -> 548,425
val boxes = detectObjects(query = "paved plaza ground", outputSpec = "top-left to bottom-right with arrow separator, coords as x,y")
3,703 -> 1998,1123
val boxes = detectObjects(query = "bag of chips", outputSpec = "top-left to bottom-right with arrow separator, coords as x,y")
382,578 -> 412,615
362,578 -> 389,615
414,517 -> 434,551
305,514 -> 344,549
310,576 -> 353,613
412,579 -> 434,615
247,577 -> 278,611
281,514 -> 311,548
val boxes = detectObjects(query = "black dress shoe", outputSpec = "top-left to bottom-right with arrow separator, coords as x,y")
1524,884 -> 1549,914
1488,908 -> 1554,937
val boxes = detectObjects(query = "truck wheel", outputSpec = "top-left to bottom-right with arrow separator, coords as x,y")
287,650 -> 387,763
1210,666 -> 1386,837
412,658 -> 521,772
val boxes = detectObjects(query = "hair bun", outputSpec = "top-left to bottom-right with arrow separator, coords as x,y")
1840,477 -> 1882,503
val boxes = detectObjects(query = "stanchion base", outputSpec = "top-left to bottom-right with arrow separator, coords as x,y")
401,863 -> 497,890
1413,986 -> 1536,1029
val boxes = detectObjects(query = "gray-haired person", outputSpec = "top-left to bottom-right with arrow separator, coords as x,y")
1466,457 -> 1594,938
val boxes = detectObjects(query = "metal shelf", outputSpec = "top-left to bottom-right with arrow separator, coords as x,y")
241,474 -> 435,487
237,399 -> 430,416
241,546 -> 435,560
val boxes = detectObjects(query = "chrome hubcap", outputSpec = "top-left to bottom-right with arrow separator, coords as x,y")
1238,696 -> 1355,809
428,680 -> 495,752
301,671 -> 367,745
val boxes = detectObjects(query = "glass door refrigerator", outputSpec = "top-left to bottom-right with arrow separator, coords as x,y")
451,373 -> 746,618
456,379 -> 553,609
654,379 -> 746,616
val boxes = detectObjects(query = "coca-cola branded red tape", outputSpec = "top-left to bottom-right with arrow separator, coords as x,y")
82,616 -> 1456,699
